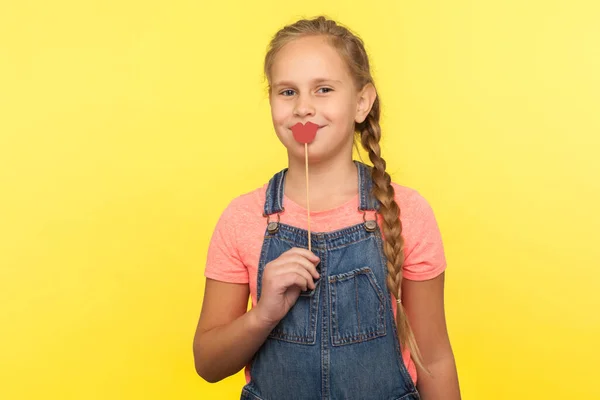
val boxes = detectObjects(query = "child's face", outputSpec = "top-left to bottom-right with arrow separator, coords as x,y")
269,35 -> 364,163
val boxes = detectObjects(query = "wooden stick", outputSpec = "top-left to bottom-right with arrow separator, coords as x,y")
305,143 -> 311,252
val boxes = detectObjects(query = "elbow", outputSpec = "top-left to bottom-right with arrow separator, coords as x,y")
196,366 -> 220,384
193,341 -> 222,383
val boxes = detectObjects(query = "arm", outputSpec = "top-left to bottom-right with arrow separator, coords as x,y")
403,272 -> 461,399
192,278 -> 277,383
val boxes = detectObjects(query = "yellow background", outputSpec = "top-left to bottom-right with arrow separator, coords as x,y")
1,1 -> 599,399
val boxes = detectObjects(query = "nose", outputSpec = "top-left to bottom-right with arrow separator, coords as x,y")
293,93 -> 315,118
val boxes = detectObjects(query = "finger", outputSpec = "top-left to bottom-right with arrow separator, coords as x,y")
285,248 -> 320,265
282,272 -> 310,292
277,264 -> 316,290
279,254 -> 321,280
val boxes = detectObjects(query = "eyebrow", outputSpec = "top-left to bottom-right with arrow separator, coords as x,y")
271,78 -> 343,89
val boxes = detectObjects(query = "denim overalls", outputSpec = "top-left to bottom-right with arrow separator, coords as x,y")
241,161 -> 419,400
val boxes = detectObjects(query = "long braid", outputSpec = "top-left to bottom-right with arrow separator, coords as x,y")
358,98 -> 428,374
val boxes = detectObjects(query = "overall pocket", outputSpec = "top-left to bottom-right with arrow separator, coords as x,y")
328,266 -> 386,346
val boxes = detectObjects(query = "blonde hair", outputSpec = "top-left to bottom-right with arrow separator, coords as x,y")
264,16 -> 427,372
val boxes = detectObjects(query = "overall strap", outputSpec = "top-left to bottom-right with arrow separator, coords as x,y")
356,160 -> 381,212
263,168 -> 287,216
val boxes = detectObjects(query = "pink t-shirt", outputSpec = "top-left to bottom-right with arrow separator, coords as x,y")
204,181 -> 447,385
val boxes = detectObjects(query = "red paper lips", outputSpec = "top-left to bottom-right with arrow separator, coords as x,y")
291,122 -> 319,144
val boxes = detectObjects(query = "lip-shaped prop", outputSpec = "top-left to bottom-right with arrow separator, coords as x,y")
291,122 -> 319,144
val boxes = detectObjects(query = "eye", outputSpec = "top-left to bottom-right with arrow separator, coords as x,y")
280,89 -> 296,96
317,87 -> 333,94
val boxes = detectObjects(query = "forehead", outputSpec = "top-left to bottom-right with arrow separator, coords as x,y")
270,35 -> 352,83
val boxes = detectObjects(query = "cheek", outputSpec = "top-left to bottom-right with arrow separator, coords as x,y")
270,101 -> 291,126
323,100 -> 355,126
269,101 -> 294,145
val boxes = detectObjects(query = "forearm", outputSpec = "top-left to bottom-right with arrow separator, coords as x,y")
416,354 -> 461,400
193,307 -> 276,383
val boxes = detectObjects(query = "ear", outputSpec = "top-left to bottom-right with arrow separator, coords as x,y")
354,83 -> 377,124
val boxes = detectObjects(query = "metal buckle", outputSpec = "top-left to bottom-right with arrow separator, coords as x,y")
362,209 -> 378,232
265,212 -> 281,234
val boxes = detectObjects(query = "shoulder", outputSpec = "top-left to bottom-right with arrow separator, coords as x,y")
209,185 -> 267,242
220,185 -> 267,219
220,166 -> 289,219
206,184 -> 267,262
390,182 -> 447,280
391,182 -> 435,219
205,185 -> 267,284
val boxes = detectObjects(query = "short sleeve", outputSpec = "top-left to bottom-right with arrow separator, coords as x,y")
401,193 -> 447,281
204,201 -> 249,284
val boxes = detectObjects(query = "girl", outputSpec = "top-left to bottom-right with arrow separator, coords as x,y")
193,16 -> 461,400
